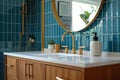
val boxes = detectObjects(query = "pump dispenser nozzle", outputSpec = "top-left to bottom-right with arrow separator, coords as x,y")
92,32 -> 98,41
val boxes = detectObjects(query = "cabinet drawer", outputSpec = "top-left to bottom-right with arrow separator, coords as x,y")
46,65 -> 82,80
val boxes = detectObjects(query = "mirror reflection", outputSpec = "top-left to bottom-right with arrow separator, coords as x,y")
53,0 -> 104,32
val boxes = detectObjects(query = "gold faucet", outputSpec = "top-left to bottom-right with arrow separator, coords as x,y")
61,31 -> 76,54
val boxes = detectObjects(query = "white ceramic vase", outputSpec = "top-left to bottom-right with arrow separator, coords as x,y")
48,44 -> 54,53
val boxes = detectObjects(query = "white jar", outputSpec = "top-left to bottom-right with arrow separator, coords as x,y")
90,41 -> 102,56
48,45 -> 54,53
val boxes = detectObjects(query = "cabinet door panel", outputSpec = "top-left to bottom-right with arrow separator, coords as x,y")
18,60 -> 26,80
46,65 -> 82,80
6,56 -> 17,80
6,56 -> 17,76
18,59 -> 45,80
33,63 -> 45,80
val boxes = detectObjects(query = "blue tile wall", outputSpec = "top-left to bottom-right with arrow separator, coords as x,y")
0,52 -> 5,80
0,0 -> 41,80
44,0 -> 120,52
26,0 -> 41,51
0,0 -> 41,52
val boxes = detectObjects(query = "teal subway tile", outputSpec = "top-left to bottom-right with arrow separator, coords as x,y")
102,3 -> 107,18
107,2 -> 112,17
98,19 -> 103,35
112,35 -> 119,52
118,0 -> 120,16
0,33 -> 3,41
107,35 -> 113,52
112,1 -> 117,16
0,62 -> 4,71
103,19 -> 107,34
0,71 -> 4,80
103,35 -> 108,51
118,35 -> 120,52
0,14 -> 3,22
0,23 -> 3,32
0,5 -> 3,13
118,17 -> 120,33
0,0 -> 3,4
113,17 -> 117,33
107,18 -> 113,33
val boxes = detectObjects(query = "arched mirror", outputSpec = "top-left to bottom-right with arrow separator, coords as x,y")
51,0 -> 104,32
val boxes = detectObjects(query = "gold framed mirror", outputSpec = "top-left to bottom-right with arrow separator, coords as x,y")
51,0 -> 105,32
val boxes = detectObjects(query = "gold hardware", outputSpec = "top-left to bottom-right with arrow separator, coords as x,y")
56,77 -> 64,80
54,44 -> 60,53
25,63 -> 33,79
62,46 -> 68,53
61,31 -> 75,54
21,1 -> 25,35
25,63 -> 29,78
29,64 -> 33,78
5,64 -> 14,68
78,46 -> 85,55
41,0 -> 45,51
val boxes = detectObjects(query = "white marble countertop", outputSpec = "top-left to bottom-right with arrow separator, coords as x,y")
3,51 -> 120,68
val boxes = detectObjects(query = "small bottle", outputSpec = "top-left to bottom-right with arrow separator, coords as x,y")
90,32 -> 102,56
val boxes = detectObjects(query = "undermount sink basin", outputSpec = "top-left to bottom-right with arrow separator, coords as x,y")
28,53 -> 80,57
28,53 -> 89,63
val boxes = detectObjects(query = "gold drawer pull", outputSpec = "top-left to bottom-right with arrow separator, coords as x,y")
5,64 -> 14,67
56,77 -> 64,80
25,63 -> 29,78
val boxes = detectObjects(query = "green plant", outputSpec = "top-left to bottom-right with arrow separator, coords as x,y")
80,11 -> 90,24
48,40 -> 55,45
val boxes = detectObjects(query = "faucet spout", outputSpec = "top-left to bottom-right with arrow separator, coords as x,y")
61,31 -> 75,53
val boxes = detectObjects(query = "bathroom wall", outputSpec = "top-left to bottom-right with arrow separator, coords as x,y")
0,0 -> 41,80
0,52 -> 5,80
26,0 -> 41,51
44,0 -> 120,52
0,0 -> 41,52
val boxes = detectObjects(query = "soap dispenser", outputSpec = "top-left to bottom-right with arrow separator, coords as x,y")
90,32 -> 102,56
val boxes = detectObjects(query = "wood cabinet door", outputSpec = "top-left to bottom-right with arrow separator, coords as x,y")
46,65 -> 82,80
6,56 -> 17,80
18,60 -> 27,80
33,62 -> 45,80
18,59 -> 45,80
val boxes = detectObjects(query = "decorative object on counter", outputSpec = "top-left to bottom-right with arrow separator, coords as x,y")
61,46 -> 68,53
78,46 -> 86,55
27,34 -> 35,50
90,32 -> 102,56
54,44 -> 60,53
48,40 -> 55,53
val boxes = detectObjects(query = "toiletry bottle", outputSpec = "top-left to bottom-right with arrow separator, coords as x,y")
90,32 -> 102,56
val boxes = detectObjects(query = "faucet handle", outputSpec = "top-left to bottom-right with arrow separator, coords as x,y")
71,48 -> 76,54
61,46 -> 68,53
78,46 -> 85,55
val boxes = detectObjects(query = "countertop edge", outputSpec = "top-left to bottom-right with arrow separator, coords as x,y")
4,52 -> 120,68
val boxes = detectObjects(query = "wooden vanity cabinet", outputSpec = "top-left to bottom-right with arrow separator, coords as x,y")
46,65 -> 83,80
5,56 -> 18,80
18,59 -> 45,80
5,55 -> 120,80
